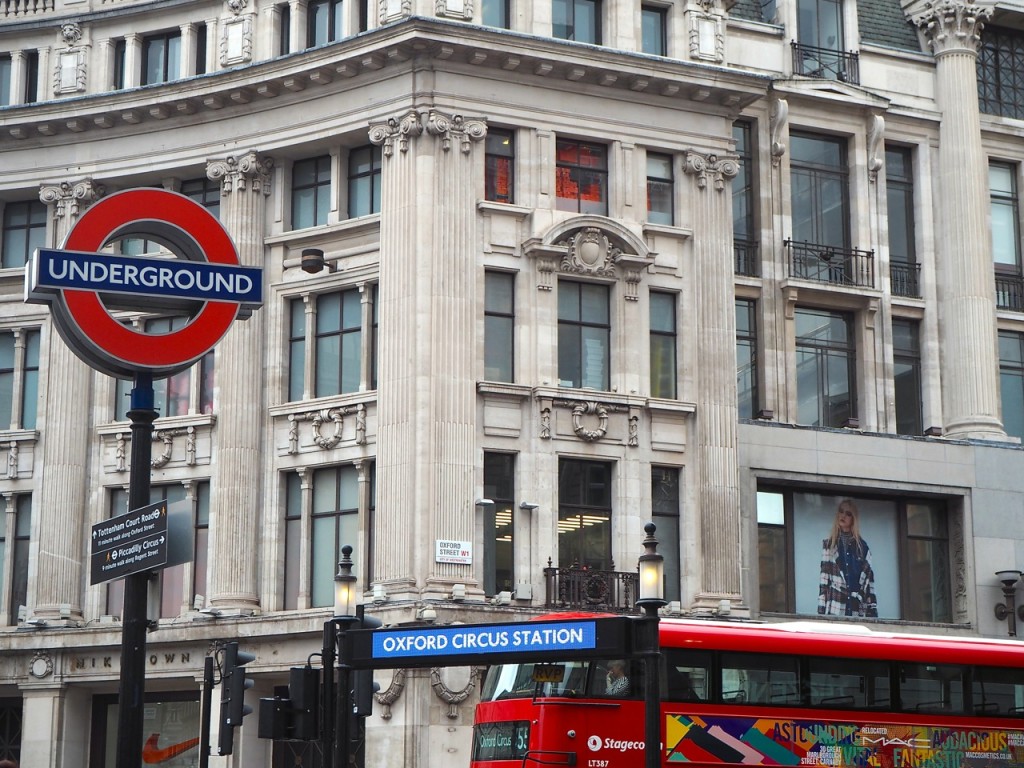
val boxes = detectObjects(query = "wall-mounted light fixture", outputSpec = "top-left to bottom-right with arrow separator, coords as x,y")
416,604 -> 437,622
994,570 -> 1024,637
519,501 -> 539,511
300,247 -> 336,274
475,498 -> 494,508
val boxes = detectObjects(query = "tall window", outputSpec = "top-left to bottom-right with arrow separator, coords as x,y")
649,291 -> 676,399
483,0 -> 511,28
990,162 -> 1020,274
113,39 -> 126,90
978,25 -> 1024,120
886,146 -> 918,297
308,0 -> 344,46
558,459 -> 611,569
181,177 -> 221,218
347,146 -> 382,218
646,152 -> 673,225
892,318 -> 922,436
484,271 -> 515,382
24,51 -> 38,104
556,139 -> 608,215
790,132 -> 850,250
142,31 -> 182,85
796,0 -> 843,55
558,281 -> 609,390
279,3 -> 293,55
0,55 -> 10,105
483,453 -> 515,596
1,495 -> 31,625
2,200 -> 46,270
289,287 -> 376,401
292,156 -> 332,230
651,467 -> 680,602
553,0 -> 600,43
486,129 -> 515,204
0,698 -> 21,764
641,6 -> 667,56
999,330 -> 1024,440
0,329 -> 39,431
733,121 -> 757,276
795,307 -> 855,428
736,299 -> 757,419
757,488 -> 951,622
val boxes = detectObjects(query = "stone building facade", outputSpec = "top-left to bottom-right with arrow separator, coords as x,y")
2,0 -> 1024,763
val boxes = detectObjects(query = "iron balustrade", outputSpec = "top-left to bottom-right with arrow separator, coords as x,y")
890,262 -> 921,298
791,42 -> 860,84
543,561 -> 639,614
996,273 -> 1024,312
734,238 -> 759,277
785,239 -> 875,288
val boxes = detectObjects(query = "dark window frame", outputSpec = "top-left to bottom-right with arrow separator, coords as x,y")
892,318 -> 923,436
555,138 -> 609,215
649,290 -> 677,399
308,0 -> 345,46
641,5 -> 668,56
646,151 -> 674,225
347,145 -> 382,219
141,30 -> 182,85
558,280 -> 610,391
736,298 -> 758,419
794,306 -> 856,428
558,458 -> 613,570
484,271 -> 515,383
553,0 -> 602,43
486,128 -> 516,204
790,131 -> 851,251
291,155 -> 332,230
2,200 -> 47,270
483,452 -> 516,596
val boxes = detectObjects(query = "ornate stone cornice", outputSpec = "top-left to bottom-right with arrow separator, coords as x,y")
368,110 -> 423,157
39,178 -> 104,220
207,151 -> 273,194
904,0 -> 991,54
425,110 -> 486,153
683,150 -> 738,191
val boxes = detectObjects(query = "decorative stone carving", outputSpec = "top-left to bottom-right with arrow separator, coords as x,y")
29,651 -> 54,679
220,15 -> 254,65
540,405 -> 552,439
6,441 -> 18,479
60,22 -> 82,45
906,0 -> 990,54
375,667 -> 407,719
559,228 -> 621,277
867,114 -> 885,182
770,98 -> 788,167
369,110 -> 423,157
430,666 -> 482,718
111,428 -> 199,472
434,0 -> 474,20
688,11 -> 724,62
226,0 -> 248,14
684,150 -> 739,191
425,110 -> 487,153
207,151 -> 273,195
570,401 -> 609,442
379,0 -> 413,23
39,178 -> 104,221
287,404 -> 368,453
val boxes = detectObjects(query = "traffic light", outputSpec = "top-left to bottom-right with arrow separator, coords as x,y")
352,608 -> 382,717
258,666 -> 321,741
218,641 -> 255,755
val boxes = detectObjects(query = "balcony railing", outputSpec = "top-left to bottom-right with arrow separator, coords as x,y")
544,561 -> 639,614
734,238 -> 759,277
791,42 -> 860,84
890,262 -> 921,298
996,273 -> 1024,312
785,239 -> 875,288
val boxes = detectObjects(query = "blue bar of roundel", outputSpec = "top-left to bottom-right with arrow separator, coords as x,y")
741,725 -> 803,766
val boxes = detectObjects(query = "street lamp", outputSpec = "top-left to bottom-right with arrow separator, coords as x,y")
637,523 -> 666,768
323,545 -> 359,768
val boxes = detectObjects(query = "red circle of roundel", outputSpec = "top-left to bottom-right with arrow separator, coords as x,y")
62,189 -> 239,371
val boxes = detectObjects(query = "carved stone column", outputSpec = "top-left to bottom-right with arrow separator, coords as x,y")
206,151 -> 273,611
683,151 -> 743,609
904,0 -> 1004,439
370,110 -> 486,598
33,179 -> 104,622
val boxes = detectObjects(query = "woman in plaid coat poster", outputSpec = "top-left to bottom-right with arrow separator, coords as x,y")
817,499 -> 878,617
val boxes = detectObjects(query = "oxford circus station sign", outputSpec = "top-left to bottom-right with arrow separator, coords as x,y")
25,188 -> 261,378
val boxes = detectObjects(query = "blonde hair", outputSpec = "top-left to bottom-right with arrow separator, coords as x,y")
826,498 -> 865,555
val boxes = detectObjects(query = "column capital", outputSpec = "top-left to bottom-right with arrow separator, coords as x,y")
207,151 -> 273,194
368,109 -> 423,157
425,110 -> 487,154
38,178 -> 104,221
683,150 -> 738,192
903,0 -> 991,55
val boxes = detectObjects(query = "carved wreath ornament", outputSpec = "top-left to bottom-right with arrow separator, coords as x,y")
572,401 -> 609,442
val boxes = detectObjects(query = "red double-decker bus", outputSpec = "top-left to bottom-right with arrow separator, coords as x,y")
471,617 -> 1024,767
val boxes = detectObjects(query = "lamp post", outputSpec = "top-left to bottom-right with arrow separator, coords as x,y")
637,523 -> 666,768
331,545 -> 359,768
995,569 -> 1024,637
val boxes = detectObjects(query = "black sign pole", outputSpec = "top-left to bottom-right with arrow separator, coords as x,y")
115,373 -> 157,768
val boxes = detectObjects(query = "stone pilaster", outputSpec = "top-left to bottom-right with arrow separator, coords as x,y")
33,179 -> 104,622
370,110 -> 486,597
206,151 -> 273,611
904,0 -> 1004,439
683,151 -> 743,609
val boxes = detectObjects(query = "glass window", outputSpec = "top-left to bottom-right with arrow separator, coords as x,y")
142,32 -> 182,85
0,329 -> 39,431
808,657 -> 890,709
284,472 -> 303,610
756,490 -> 788,612
1,495 -> 31,625
733,122 -> 757,276
483,0 -> 511,28
24,51 -> 38,104
646,152 -> 673,225
973,666 -> 1024,716
903,502 -> 950,623
991,162 -> 1020,272
641,6 -> 667,56
315,289 -> 363,397
0,56 -> 10,106
2,200 -> 47,270
181,177 -> 221,219
556,139 -> 608,215
310,465 -> 359,607
553,0 -> 601,43
663,649 -> 711,702
1000,330 -> 1024,440
795,307 -> 855,428
721,652 -> 800,705
797,0 -> 843,50
978,25 -> 1024,120
279,3 -> 292,55
308,0 -> 344,46
651,467 -> 680,602
483,453 -> 515,596
790,132 -> 850,250
558,280 -> 609,390
292,155 -> 332,230
113,39 -> 126,90
649,291 -> 676,398
892,318 -> 922,436
486,129 -> 515,204
485,271 -> 515,382
348,145 -> 382,218
898,662 -> 965,714
736,299 -> 757,419
558,459 -> 612,569
886,146 -> 918,296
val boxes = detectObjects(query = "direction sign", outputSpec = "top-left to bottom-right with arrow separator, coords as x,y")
90,500 -> 169,585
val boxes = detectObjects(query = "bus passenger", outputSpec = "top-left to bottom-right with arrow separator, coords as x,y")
605,660 -> 630,696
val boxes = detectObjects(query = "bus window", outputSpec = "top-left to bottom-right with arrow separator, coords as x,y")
973,666 -> 1024,716
588,659 -> 641,699
480,661 -> 590,700
898,662 -> 965,713
663,649 -> 711,702
808,657 -> 889,709
721,652 -> 800,706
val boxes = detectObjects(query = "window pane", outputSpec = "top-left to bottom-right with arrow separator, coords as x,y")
809,657 -> 890,708
973,666 -> 1024,716
558,460 -> 612,569
580,326 -> 608,389
641,6 -> 666,55
647,153 -> 673,225
284,473 -> 302,610
483,0 -> 510,27
311,515 -> 337,607
721,653 -> 800,705
898,663 -> 965,713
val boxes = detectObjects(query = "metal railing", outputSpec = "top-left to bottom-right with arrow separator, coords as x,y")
543,561 -> 639,614
785,239 -> 874,288
890,262 -> 921,298
996,273 -> 1024,312
791,42 -> 860,84
734,238 -> 759,277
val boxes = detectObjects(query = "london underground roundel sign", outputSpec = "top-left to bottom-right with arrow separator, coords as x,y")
25,188 -> 262,379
